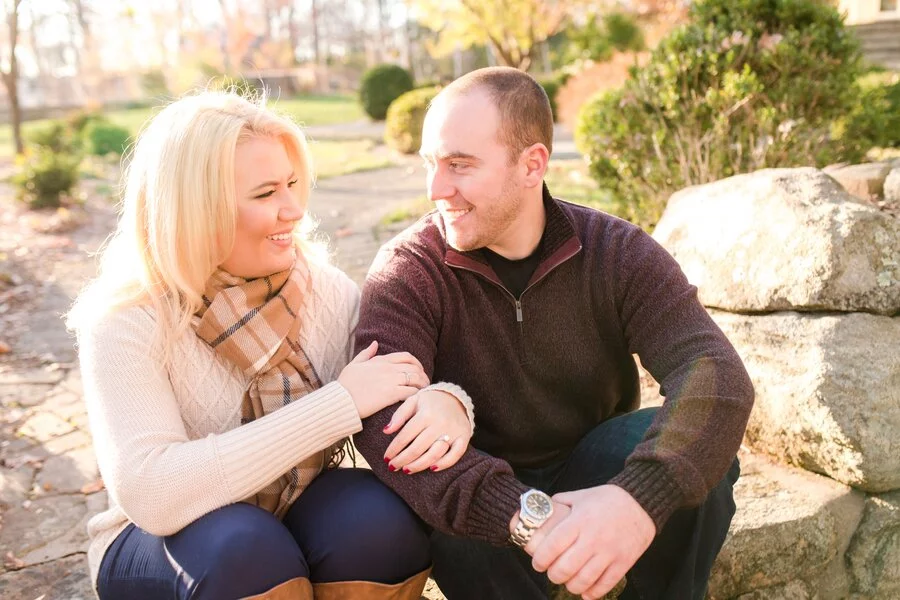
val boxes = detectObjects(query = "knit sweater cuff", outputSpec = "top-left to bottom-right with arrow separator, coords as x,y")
466,474 -> 530,546
608,461 -> 685,533
423,381 -> 475,436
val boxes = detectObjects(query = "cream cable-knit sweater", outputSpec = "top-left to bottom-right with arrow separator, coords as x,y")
78,259 -> 473,591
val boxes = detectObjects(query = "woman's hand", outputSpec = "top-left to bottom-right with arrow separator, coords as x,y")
338,341 -> 429,419
382,389 -> 471,474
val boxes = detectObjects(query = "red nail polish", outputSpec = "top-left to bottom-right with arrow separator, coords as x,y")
402,468 -> 411,474
388,464 -> 396,472
430,465 -> 438,471
382,426 -> 390,433
383,457 -> 390,464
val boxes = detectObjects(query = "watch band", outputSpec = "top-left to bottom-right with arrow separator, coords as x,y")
510,519 -> 536,547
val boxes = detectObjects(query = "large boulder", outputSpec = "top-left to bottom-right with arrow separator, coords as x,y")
709,310 -> 900,492
708,452 -> 864,600
886,167 -> 900,204
846,490 -> 900,599
653,168 -> 900,315
824,162 -> 892,201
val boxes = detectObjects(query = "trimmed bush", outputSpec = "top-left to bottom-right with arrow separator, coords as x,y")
851,71 -> 900,149
84,121 -> 132,156
360,64 -> 414,121
564,11 -> 645,63
67,109 -> 108,136
575,0 -> 872,230
537,73 -> 571,123
385,86 -> 441,154
26,120 -> 82,154
211,76 -> 260,97
13,150 -> 81,210
142,68 -> 169,98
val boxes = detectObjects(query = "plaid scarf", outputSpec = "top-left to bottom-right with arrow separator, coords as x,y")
194,256 -> 330,519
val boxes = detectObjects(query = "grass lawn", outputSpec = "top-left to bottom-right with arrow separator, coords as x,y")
544,159 -> 615,213
0,95 -> 365,159
308,139 -> 394,180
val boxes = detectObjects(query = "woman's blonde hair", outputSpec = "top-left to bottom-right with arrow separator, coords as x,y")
67,90 -> 323,363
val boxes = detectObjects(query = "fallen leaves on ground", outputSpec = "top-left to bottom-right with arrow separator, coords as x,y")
4,550 -> 26,570
80,478 -> 105,494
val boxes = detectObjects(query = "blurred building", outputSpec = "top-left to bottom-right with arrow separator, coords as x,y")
839,0 -> 900,70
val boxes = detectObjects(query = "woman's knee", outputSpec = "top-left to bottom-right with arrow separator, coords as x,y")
286,468 -> 430,583
169,503 -> 308,599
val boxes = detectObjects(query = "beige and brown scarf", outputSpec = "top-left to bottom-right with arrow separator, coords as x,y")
194,256 -> 336,519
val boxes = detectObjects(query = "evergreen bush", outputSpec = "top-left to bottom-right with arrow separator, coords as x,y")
13,150 -> 81,209
84,121 -> 132,156
385,86 -> 441,154
360,64 -> 414,121
575,0 -> 872,229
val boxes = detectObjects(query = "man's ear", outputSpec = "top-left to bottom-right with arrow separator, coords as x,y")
520,143 -> 550,188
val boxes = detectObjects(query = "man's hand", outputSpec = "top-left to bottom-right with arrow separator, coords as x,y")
527,485 -> 656,599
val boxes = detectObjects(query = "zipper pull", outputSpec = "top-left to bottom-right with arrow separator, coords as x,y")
515,300 -> 523,322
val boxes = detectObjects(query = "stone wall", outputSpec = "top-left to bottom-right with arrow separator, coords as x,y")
652,162 -> 900,599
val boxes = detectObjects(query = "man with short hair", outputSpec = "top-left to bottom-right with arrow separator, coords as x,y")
353,66 -> 753,599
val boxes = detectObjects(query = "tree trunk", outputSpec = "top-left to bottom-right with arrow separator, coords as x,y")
311,0 -> 321,65
216,0 -> 232,73
403,5 -> 414,72
3,0 -> 23,155
287,0 -> 299,64
6,73 -> 22,155
376,0 -> 387,63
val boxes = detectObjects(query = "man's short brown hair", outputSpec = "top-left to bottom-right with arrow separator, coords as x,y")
440,66 -> 553,162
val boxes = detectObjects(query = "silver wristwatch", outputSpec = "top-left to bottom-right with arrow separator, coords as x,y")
509,489 -> 554,547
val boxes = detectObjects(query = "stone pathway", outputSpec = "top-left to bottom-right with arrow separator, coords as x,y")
0,161 -> 430,599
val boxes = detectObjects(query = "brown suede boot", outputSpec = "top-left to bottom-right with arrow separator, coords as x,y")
312,568 -> 432,600
240,577 -> 313,599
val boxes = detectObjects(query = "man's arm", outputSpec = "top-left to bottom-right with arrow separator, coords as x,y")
524,225 -> 754,598
608,227 -> 754,524
353,246 -> 529,545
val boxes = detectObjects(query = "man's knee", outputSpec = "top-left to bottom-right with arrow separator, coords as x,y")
556,407 -> 660,491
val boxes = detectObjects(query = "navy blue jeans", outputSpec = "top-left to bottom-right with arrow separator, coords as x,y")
431,407 -> 739,599
97,468 -> 431,599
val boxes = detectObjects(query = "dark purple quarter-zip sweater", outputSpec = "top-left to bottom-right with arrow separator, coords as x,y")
353,188 -> 754,546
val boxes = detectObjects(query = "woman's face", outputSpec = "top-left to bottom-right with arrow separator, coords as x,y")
220,136 -> 305,279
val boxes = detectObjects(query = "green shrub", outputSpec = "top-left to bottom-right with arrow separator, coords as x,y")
851,71 -> 900,149
359,64 -> 414,121
142,68 -> 169,98
13,149 -> 82,209
385,86 -> 441,154
575,0 -> 871,230
537,73 -> 571,123
66,109 -> 108,135
26,120 -> 82,154
84,121 -> 132,156
562,11 -> 645,64
210,76 -> 260,97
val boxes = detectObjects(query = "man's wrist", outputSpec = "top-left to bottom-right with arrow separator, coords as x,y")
509,510 -> 519,536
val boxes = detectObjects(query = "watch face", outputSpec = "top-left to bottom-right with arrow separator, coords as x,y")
525,491 -> 552,518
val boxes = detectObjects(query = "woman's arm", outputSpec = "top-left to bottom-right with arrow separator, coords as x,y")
80,307 -> 362,536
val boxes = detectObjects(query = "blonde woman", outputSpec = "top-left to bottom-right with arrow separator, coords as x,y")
67,91 -> 475,600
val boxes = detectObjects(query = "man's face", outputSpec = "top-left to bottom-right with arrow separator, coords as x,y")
420,89 -> 525,253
